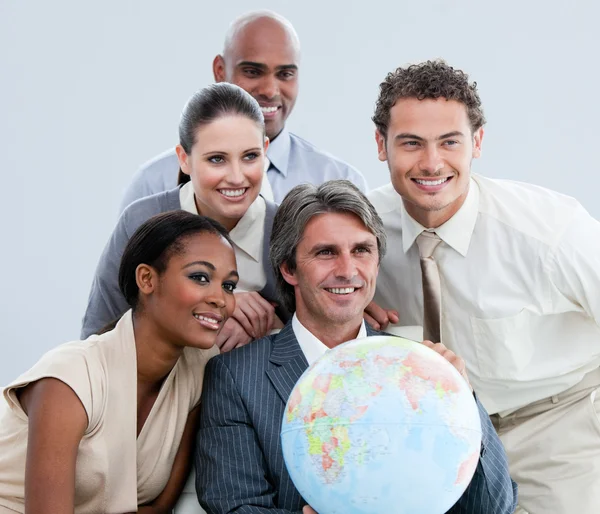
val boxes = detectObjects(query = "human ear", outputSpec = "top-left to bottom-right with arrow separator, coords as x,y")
279,262 -> 299,287
135,264 -> 157,296
176,145 -> 191,176
472,127 -> 484,159
213,55 -> 226,82
375,130 -> 388,162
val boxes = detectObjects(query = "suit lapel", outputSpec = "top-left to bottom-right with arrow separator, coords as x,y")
266,322 -> 309,405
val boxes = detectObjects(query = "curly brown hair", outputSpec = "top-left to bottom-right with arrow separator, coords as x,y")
372,59 -> 486,138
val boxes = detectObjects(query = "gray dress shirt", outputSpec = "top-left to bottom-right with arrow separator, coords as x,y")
119,128 -> 368,211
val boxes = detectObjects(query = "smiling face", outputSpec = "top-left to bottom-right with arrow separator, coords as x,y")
141,231 -> 238,350
281,212 -> 379,332
376,98 -> 484,228
177,115 -> 267,231
214,16 -> 300,140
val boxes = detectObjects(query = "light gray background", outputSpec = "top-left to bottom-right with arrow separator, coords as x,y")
1,0 -> 598,383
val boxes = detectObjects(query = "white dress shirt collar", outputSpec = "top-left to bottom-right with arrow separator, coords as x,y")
401,177 -> 480,257
266,127 -> 291,177
292,313 -> 367,367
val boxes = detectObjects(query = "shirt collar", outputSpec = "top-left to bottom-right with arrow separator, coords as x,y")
401,177 -> 480,257
266,126 -> 291,178
229,196 -> 266,262
179,181 -> 197,214
179,182 -> 265,262
292,313 -> 367,367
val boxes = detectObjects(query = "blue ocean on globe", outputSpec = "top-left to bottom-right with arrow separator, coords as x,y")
281,335 -> 482,514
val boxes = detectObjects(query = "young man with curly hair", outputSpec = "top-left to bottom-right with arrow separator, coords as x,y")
366,59 -> 600,514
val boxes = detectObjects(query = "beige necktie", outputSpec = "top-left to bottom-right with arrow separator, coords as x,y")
260,156 -> 274,202
416,231 -> 443,343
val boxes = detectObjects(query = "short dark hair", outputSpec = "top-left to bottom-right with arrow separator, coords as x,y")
118,211 -> 232,309
270,180 -> 387,313
177,82 -> 265,185
373,59 -> 486,138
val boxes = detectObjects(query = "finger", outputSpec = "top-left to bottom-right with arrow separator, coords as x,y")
225,326 -> 253,352
232,306 -> 256,337
387,310 -> 400,324
363,313 -> 381,331
364,301 -> 389,328
220,336 -> 238,353
215,325 -> 233,351
250,294 -> 275,334
239,300 -> 265,338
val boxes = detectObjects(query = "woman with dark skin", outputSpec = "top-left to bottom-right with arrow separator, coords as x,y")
0,211 -> 237,513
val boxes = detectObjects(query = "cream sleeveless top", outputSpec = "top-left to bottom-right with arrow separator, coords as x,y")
0,311 -> 218,513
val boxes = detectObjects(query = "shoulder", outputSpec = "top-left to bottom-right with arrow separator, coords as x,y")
367,183 -> 401,215
3,338 -> 108,430
208,334 -> 277,377
179,345 -> 220,409
138,148 -> 179,176
289,132 -> 360,174
120,187 -> 182,234
474,174 -> 586,247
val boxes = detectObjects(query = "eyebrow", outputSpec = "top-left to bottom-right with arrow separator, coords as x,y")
394,131 -> 465,142
237,61 -> 298,72
309,240 -> 376,253
183,260 -> 215,271
182,260 -> 240,279
201,147 -> 263,157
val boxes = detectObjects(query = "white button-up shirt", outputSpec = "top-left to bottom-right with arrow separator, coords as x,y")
369,174 -> 600,415
180,182 -> 267,293
292,314 -> 367,366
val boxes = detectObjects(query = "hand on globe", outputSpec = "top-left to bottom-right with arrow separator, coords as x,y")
421,340 -> 473,392
302,506 -> 318,514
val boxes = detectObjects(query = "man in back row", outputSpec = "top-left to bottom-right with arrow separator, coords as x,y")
119,10 -> 367,211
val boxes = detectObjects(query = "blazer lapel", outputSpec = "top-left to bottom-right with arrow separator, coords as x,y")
266,322 -> 309,405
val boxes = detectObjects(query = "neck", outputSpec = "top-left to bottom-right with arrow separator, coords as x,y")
267,126 -> 284,143
193,194 -> 239,232
296,312 -> 363,349
132,310 -> 183,389
404,186 -> 469,229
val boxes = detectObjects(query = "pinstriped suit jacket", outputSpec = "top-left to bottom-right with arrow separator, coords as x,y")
195,322 -> 517,514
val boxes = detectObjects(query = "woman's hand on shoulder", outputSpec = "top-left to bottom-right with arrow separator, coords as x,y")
216,317 -> 253,353
231,291 -> 277,339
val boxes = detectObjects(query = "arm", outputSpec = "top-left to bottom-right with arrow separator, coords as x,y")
195,357 -> 301,514
447,398 -> 518,514
80,213 -> 132,338
19,378 -> 88,514
548,205 -> 600,325
137,405 -> 202,513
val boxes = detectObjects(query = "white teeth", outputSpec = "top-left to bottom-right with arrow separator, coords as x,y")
194,314 -> 219,324
415,178 -> 449,186
261,106 -> 278,113
219,188 -> 246,197
326,287 -> 356,295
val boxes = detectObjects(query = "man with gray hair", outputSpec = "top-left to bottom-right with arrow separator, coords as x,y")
194,180 -> 516,513
119,10 -> 367,211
